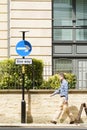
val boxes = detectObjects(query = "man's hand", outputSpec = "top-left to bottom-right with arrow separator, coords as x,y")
50,94 -> 53,97
63,99 -> 68,104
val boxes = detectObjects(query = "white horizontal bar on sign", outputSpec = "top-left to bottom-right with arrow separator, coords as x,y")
15,58 -> 32,65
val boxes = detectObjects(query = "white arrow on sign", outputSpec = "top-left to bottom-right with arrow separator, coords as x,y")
17,45 -> 30,52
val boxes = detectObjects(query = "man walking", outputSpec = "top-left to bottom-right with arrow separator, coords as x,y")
50,73 -> 75,124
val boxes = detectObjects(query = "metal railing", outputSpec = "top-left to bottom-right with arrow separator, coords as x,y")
43,62 -> 87,90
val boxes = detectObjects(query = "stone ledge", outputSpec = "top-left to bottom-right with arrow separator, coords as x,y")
28,89 -> 87,94
0,89 -> 87,94
0,89 -> 27,94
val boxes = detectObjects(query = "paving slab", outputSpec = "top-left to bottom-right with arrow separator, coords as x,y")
0,123 -> 86,129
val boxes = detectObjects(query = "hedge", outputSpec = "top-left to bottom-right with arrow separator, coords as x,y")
40,73 -> 77,89
0,59 -> 76,90
0,58 -> 43,89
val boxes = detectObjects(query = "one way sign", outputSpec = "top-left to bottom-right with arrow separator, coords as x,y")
15,58 -> 32,65
16,40 -> 32,57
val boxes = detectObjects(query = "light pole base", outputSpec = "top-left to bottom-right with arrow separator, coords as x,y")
21,100 -> 26,123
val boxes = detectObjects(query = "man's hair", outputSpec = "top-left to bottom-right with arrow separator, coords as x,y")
59,72 -> 65,78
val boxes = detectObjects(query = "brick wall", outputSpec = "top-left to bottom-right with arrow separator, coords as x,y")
0,90 -> 87,124
0,0 -> 8,59
27,90 -> 87,124
0,90 -> 28,123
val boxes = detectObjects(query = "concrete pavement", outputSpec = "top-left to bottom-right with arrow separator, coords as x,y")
0,123 -> 87,129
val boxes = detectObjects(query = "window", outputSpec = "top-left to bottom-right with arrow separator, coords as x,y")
53,59 -> 73,74
53,0 -> 87,89
53,59 -> 87,89
76,0 -> 87,26
53,0 -> 72,26
78,60 -> 87,89
53,0 -> 73,41
53,29 -> 72,40
53,0 -> 87,42
76,29 -> 87,41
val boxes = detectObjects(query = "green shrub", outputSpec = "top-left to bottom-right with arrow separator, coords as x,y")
0,59 -> 22,89
40,73 -> 76,89
0,58 -> 43,89
25,58 -> 43,89
64,73 -> 77,89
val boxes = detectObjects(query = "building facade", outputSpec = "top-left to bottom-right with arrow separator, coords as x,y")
0,0 -> 87,89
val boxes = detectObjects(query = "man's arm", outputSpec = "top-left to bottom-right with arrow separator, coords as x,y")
50,89 -> 60,97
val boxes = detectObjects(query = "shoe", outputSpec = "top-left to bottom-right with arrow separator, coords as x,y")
50,120 -> 57,124
70,121 -> 75,124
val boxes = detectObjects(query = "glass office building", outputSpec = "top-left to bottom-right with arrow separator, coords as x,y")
53,0 -> 87,89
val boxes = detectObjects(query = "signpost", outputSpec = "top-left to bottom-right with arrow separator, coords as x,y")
15,31 -> 32,123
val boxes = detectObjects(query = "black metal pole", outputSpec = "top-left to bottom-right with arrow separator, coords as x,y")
23,32 -> 25,40
21,31 -> 26,123
22,67 -> 24,101
21,62 -> 26,123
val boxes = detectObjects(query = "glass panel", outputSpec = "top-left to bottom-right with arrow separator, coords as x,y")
76,20 -> 87,26
54,45 -> 72,54
76,0 -> 87,26
53,0 -> 72,26
53,59 -> 72,74
53,59 -> 87,89
76,29 -> 87,40
78,60 -> 87,89
53,29 -> 72,40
